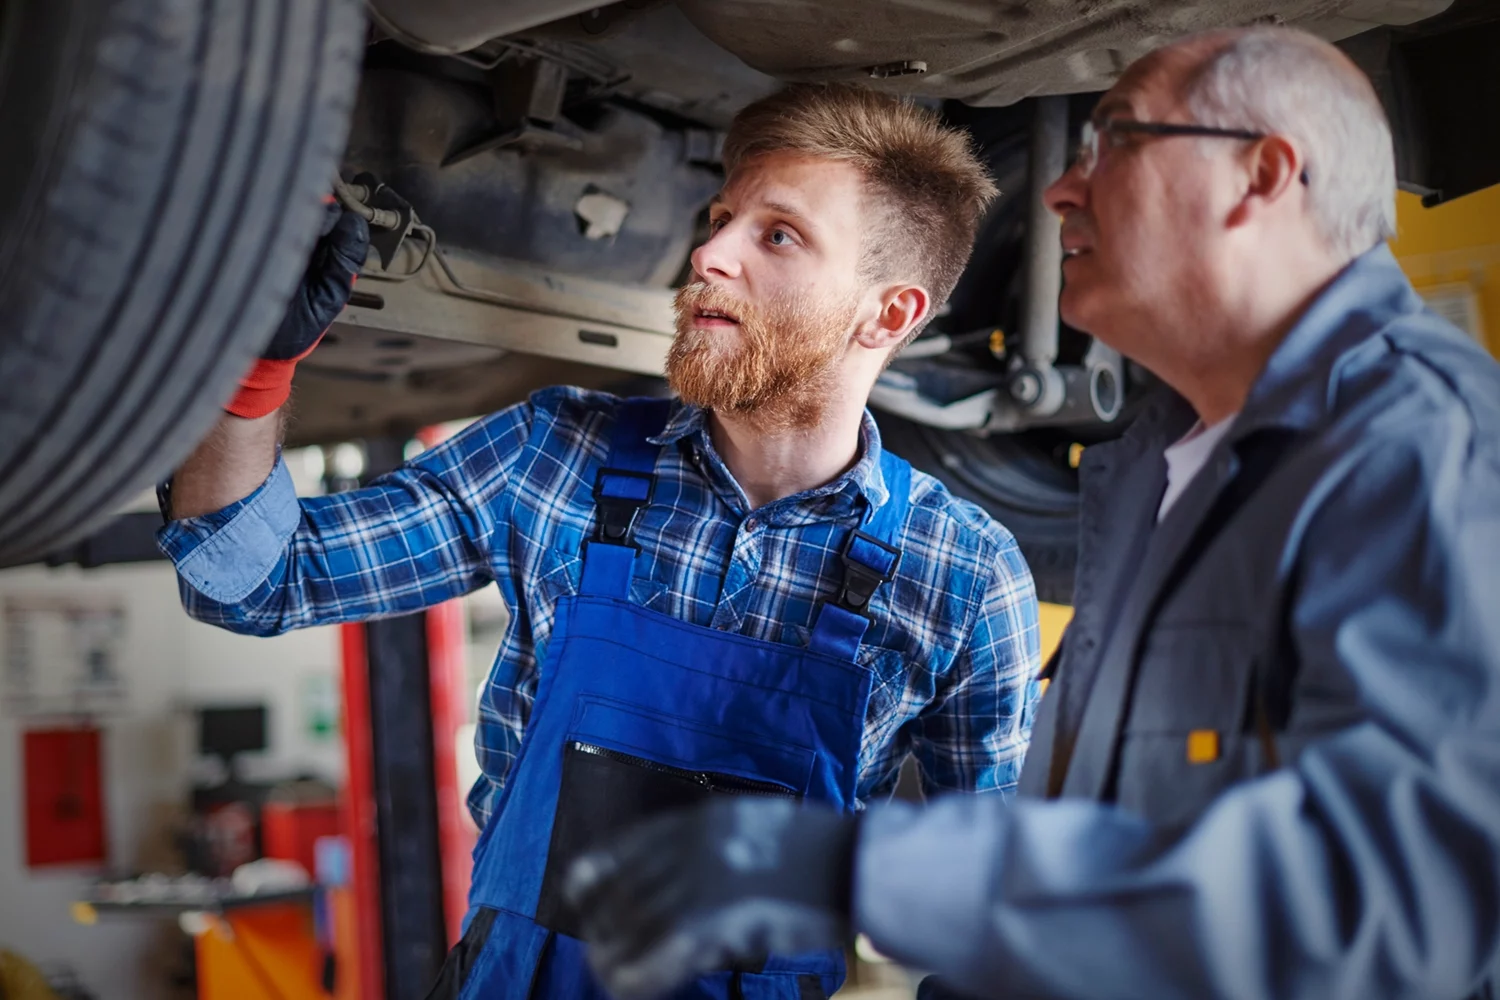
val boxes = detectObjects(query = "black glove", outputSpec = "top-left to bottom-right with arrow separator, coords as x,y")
273,198 -> 369,356
227,198 -> 369,418
917,976 -> 990,999
564,797 -> 858,1000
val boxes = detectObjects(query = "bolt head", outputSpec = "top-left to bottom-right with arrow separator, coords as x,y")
1010,370 -> 1043,405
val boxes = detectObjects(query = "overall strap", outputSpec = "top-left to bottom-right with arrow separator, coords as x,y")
580,398 -> 672,598
808,449 -> 913,660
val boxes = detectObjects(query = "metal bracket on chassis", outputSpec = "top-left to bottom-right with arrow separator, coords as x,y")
339,243 -> 676,377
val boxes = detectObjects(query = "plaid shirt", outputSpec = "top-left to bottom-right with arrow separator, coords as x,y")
159,388 -> 1040,825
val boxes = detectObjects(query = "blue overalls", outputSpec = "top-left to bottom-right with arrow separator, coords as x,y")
428,399 -> 912,1000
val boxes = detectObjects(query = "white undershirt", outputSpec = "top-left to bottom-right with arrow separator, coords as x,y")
1157,415 -> 1238,521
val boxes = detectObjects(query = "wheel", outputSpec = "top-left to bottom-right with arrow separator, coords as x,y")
875,413 -> 1081,605
0,0 -> 366,565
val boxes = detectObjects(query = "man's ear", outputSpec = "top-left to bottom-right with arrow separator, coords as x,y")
1227,134 -> 1304,229
854,284 -> 930,351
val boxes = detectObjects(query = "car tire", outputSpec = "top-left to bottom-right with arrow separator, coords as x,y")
0,0 -> 366,565
875,413 -> 1080,605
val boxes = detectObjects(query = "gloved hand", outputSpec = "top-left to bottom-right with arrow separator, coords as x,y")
564,797 -> 858,1000
226,197 -> 369,419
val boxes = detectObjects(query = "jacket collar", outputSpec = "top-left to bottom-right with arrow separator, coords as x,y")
1237,244 -> 1423,436
1116,244 -> 1423,452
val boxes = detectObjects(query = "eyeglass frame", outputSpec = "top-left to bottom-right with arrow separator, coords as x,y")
1076,119 -> 1310,186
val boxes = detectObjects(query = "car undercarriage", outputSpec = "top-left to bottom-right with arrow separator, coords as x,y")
301,0 -> 1492,599
3,0 -> 1496,594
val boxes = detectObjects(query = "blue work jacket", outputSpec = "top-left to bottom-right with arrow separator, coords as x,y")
852,245 -> 1500,999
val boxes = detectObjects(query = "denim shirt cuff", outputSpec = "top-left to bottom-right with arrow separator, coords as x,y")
156,456 -> 300,603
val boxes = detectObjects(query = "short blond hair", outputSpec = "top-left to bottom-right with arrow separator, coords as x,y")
723,84 -> 997,338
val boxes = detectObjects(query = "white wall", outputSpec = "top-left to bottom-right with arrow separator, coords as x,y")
0,560 -> 341,1000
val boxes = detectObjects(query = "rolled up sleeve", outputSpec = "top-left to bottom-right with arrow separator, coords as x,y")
158,455 -> 302,605
157,403 -> 533,636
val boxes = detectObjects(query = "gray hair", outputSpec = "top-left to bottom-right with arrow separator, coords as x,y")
1181,27 -> 1397,262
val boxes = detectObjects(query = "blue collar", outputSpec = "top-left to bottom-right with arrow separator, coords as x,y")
1123,244 -> 1425,448
1236,243 -> 1425,434
650,402 -> 892,511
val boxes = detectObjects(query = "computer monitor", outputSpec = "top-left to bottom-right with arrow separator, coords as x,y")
197,704 -> 268,762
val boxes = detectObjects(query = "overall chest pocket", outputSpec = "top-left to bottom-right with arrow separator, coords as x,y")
1115,621 -> 1258,829
535,546 -> 671,621
534,696 -> 813,942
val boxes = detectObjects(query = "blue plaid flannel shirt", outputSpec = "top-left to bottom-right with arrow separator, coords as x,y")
158,388 -> 1040,826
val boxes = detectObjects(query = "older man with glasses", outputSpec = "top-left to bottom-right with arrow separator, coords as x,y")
565,24 -> 1500,1000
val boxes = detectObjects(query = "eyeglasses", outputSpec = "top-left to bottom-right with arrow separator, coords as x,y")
1075,119 -> 1309,185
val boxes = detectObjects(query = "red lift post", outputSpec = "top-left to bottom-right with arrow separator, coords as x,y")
338,427 -> 477,998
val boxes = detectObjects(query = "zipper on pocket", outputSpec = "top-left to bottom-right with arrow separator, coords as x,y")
570,741 -> 800,799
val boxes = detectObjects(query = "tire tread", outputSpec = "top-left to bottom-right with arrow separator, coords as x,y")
0,0 -> 366,563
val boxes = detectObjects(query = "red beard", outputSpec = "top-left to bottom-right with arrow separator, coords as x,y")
666,282 -> 855,432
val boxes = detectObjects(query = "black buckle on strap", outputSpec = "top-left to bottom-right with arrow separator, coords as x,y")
832,530 -> 902,619
592,469 -> 656,547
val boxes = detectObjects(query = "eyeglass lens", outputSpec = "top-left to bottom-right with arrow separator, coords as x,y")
1077,122 -> 1098,177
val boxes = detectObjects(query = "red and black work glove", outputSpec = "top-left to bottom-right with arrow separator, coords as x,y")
226,198 -> 370,419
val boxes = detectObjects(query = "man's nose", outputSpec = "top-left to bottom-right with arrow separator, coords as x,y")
1043,162 -> 1087,217
690,228 -> 743,283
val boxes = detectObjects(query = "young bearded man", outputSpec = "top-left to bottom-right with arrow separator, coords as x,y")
156,84 -> 1041,999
